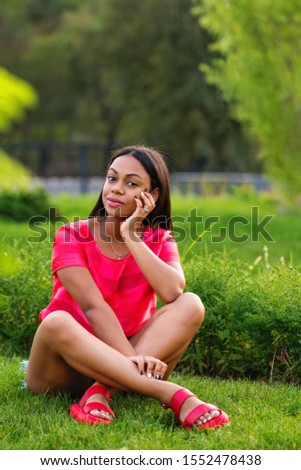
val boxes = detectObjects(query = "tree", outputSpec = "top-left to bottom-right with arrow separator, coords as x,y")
0,66 -> 38,189
0,67 -> 37,132
193,0 -> 301,199
0,0 -> 256,172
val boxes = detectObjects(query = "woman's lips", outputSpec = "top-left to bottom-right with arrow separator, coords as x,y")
107,198 -> 124,208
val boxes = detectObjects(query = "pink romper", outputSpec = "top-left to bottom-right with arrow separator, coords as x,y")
39,221 -> 180,337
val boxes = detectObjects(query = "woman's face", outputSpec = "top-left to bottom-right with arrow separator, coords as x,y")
102,155 -> 152,217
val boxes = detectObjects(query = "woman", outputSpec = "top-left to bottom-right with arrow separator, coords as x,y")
26,145 -> 229,430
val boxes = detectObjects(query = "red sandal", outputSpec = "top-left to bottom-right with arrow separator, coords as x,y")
164,388 -> 229,430
69,383 -> 115,425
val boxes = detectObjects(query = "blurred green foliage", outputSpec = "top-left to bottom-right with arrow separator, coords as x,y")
0,186 -> 51,221
0,67 -> 38,132
193,0 -> 301,200
0,149 -> 31,190
0,0 -> 256,172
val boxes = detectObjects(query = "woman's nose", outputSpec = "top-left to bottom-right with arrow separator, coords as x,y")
111,182 -> 124,194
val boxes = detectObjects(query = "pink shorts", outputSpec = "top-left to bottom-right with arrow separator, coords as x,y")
39,299 -> 96,336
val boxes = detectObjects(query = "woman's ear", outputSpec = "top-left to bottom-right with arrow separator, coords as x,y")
150,187 -> 159,203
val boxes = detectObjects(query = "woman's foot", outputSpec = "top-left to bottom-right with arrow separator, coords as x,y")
162,387 -> 229,429
86,390 -> 114,421
179,395 -> 220,426
69,383 -> 115,425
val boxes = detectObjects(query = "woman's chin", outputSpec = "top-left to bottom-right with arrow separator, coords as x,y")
105,207 -> 127,218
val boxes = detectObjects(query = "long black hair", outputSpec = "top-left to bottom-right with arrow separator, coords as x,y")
89,145 -> 172,230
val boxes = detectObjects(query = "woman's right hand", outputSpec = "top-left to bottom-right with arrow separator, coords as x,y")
120,191 -> 156,241
128,354 -> 167,380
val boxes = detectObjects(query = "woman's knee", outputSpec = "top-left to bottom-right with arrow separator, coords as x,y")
177,292 -> 205,327
38,310 -> 74,342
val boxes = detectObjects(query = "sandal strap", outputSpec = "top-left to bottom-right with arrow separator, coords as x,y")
83,401 -> 115,418
184,403 -> 220,427
78,383 -> 111,407
170,388 -> 195,419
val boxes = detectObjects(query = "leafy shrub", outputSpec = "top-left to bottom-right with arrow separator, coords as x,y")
0,187 -> 51,221
0,150 -> 52,221
0,239 -> 52,355
0,150 -> 32,190
181,250 -> 301,384
0,238 -> 300,384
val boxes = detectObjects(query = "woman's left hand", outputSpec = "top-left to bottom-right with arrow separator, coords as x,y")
128,354 -> 167,380
120,191 -> 156,239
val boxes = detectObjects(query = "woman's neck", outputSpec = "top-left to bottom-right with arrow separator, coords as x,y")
99,215 -> 145,243
97,216 -> 122,242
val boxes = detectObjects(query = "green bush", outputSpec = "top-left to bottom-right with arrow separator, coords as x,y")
181,250 -> 301,384
0,150 -> 32,190
0,238 -> 300,384
0,239 -> 52,354
0,187 -> 51,221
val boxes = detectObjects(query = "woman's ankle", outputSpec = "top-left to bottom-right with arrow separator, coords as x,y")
156,382 -> 181,405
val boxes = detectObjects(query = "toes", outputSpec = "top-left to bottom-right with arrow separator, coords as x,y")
89,408 -> 102,417
209,409 -> 220,420
85,393 -> 113,421
196,412 -> 211,424
90,409 -> 113,420
179,396 -> 221,427
195,410 -> 220,425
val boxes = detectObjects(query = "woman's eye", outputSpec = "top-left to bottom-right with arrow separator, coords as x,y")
106,176 -> 138,186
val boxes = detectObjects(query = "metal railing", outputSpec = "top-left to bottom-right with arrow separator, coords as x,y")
32,173 -> 270,195
1,141 -> 270,194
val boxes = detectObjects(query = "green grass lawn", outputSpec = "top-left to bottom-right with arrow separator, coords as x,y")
51,191 -> 301,266
172,194 -> 301,267
1,191 -> 301,266
1,356 -> 300,450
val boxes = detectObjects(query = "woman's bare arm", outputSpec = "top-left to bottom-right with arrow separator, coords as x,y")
57,266 -> 167,377
123,235 -> 185,304
57,266 -> 136,356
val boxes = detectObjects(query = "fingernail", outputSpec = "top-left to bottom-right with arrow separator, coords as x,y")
141,191 -> 144,196
155,374 -> 160,380
147,372 -> 152,379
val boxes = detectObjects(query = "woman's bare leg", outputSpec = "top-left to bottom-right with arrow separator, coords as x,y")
128,292 -> 218,425
83,292 -> 204,419
26,311 -> 180,405
26,304 -> 220,426
101,292 -> 203,411
130,292 -> 205,378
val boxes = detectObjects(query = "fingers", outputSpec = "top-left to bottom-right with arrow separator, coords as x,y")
140,191 -> 155,213
144,355 -> 167,380
128,355 -> 167,380
121,191 -> 155,237
145,357 -> 161,380
130,354 -> 145,375
134,191 -> 155,216
134,195 -> 143,209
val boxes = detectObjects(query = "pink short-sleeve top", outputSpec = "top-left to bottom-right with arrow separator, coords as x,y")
39,221 -> 180,337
